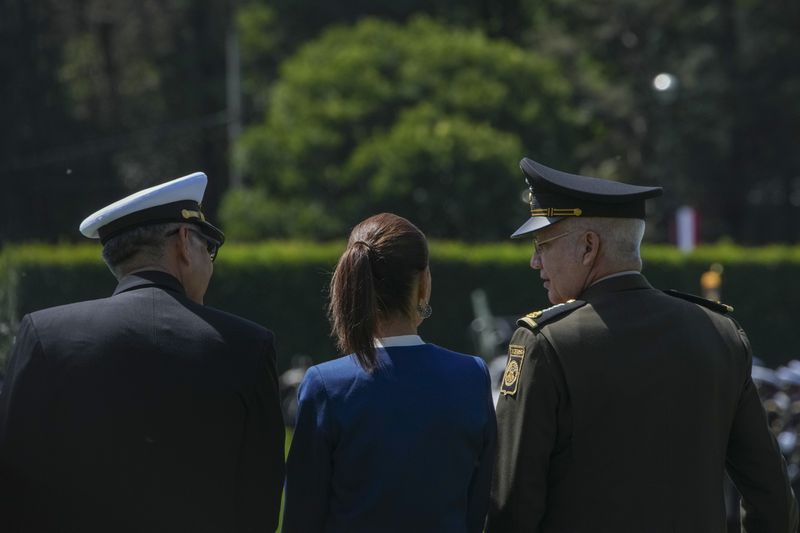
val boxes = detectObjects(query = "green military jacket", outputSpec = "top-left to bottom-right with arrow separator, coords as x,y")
488,273 -> 797,533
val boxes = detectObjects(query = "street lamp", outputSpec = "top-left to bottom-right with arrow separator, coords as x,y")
653,73 -> 677,92
651,72 -> 688,247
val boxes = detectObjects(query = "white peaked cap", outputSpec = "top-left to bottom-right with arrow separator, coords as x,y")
79,172 -> 224,244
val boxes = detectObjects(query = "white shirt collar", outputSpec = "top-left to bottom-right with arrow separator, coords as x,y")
374,335 -> 425,348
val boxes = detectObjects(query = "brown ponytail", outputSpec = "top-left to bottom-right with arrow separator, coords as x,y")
328,213 -> 429,372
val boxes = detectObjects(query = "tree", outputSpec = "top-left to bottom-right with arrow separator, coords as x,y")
1,0 -> 233,242
235,0 -> 532,118
224,16 -> 612,240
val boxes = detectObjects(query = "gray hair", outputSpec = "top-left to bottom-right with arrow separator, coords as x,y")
101,222 -> 182,279
567,217 -> 645,270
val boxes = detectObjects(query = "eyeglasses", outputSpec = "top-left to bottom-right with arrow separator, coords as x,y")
167,227 -> 221,262
532,230 -> 573,255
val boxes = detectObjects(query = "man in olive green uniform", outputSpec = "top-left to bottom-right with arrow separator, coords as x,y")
487,158 -> 797,532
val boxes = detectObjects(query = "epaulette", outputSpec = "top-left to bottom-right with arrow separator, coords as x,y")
516,299 -> 587,330
663,289 -> 734,314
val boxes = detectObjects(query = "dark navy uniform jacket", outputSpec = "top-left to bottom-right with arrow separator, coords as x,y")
282,337 -> 497,533
488,273 -> 798,533
0,271 -> 285,533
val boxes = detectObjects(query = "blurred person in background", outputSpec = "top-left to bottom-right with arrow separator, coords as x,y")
772,363 -> 800,509
282,213 -> 497,533
488,158 -> 797,533
279,354 -> 312,428
0,173 -> 285,533
753,363 -> 789,437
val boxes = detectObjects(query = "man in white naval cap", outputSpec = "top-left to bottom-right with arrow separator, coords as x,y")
0,173 -> 285,533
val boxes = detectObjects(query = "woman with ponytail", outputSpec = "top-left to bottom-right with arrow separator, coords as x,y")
283,213 -> 497,533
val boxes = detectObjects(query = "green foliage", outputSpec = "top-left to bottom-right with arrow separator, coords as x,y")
0,251 -> 17,363
237,2 -> 282,110
218,188 -> 345,240
228,16 -> 606,240
342,105 -> 524,239
3,0 -> 233,244
3,242 -> 800,373
6,0 -> 800,248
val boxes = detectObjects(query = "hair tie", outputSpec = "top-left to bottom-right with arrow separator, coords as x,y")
353,240 -> 373,252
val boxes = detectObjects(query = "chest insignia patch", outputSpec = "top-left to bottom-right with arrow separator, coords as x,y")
501,344 -> 526,396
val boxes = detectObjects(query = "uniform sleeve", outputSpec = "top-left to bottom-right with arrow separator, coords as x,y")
235,334 -> 286,533
466,358 -> 498,533
282,366 -> 335,533
0,315 -> 51,529
726,329 -> 799,533
487,328 -> 562,533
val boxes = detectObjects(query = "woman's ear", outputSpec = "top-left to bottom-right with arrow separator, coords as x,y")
417,266 -> 431,303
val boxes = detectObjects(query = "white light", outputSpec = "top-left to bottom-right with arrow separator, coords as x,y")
653,73 -> 676,92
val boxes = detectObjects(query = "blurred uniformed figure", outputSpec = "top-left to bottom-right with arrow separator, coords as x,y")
754,364 -> 789,437
487,158 -> 797,533
0,174 -> 285,533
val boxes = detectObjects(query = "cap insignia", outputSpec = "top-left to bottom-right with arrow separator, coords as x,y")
181,209 -> 206,222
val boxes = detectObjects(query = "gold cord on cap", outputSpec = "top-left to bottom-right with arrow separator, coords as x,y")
181,209 -> 206,222
530,208 -> 583,217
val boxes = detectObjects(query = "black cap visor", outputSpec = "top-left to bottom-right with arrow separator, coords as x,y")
511,216 -> 566,239
196,220 -> 225,246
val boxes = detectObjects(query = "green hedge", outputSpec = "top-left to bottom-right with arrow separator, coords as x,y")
2,241 -> 799,372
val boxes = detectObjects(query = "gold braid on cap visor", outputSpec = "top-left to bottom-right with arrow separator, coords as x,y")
530,208 -> 583,217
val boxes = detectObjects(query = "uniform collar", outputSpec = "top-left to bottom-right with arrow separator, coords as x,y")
375,335 -> 425,348
113,270 -> 187,297
580,271 -> 652,302
591,270 -> 641,285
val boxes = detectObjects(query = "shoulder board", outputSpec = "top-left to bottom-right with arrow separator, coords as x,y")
516,299 -> 586,330
663,289 -> 734,314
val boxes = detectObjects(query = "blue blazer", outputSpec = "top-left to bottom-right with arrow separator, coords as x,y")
283,338 -> 497,533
